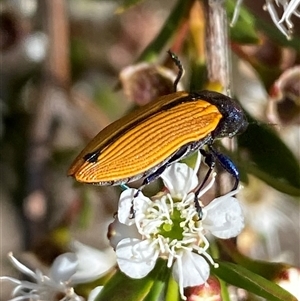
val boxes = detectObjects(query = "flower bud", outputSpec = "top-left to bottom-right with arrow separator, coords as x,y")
120,62 -> 182,106
184,276 -> 221,301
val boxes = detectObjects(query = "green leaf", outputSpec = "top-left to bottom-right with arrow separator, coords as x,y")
237,256 -> 291,281
165,276 -> 180,301
143,262 -> 171,301
115,0 -> 146,14
219,278 -> 231,301
181,151 -> 199,169
212,261 -> 297,301
95,259 -> 169,301
217,239 -> 291,281
137,0 -> 194,62
226,0 -> 260,44
238,114 -> 300,196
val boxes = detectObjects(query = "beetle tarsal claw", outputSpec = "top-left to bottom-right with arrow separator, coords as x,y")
129,207 -> 136,219
133,189 -> 141,198
194,195 -> 203,220
128,189 -> 141,219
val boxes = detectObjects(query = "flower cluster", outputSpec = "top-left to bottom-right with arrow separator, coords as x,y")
109,152 -> 244,300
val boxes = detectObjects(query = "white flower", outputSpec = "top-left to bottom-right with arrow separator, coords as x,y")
263,0 -> 300,38
109,152 -> 244,300
1,252 -> 83,301
1,242 -> 116,301
232,0 -> 300,39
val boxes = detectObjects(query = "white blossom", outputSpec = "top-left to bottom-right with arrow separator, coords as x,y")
109,153 -> 244,300
1,252 -> 83,301
1,242 -> 115,301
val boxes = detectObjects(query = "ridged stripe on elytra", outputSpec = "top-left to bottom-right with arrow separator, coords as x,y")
99,102 -> 217,163
68,91 -> 190,176
76,100 -> 222,182
81,102 -> 216,164
98,101 -> 211,162
78,104 -> 220,182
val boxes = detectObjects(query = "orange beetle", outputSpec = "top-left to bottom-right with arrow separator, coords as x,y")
68,53 -> 248,192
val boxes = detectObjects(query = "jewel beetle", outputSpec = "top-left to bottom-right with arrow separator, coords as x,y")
68,52 -> 248,195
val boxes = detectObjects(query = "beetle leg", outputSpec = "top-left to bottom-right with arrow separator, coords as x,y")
131,145 -> 192,216
136,164 -> 169,196
136,144 -> 192,195
198,149 -> 216,192
129,205 -> 136,219
194,146 -> 240,220
209,146 -> 240,191
130,164 -> 170,218
169,144 -> 192,162
193,149 -> 216,219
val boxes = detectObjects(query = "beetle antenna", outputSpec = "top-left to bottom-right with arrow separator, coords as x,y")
167,50 -> 184,92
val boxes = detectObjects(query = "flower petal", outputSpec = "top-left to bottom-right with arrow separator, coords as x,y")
70,241 -> 116,284
116,238 -> 158,278
118,189 -> 151,226
108,218 -> 141,249
49,253 -> 78,282
161,163 -> 199,197
203,191 -> 244,239
88,286 -> 103,301
172,252 -> 210,288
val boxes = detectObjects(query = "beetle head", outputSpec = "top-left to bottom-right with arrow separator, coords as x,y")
193,90 -> 248,139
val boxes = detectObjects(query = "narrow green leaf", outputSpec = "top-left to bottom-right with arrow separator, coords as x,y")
116,0 -> 145,14
219,278 -> 231,301
217,239 -> 291,281
143,269 -> 171,301
212,261 -> 297,301
94,271 -> 153,301
137,0 -> 194,62
142,280 -> 164,301
226,0 -> 260,44
238,114 -> 300,196
165,275 -> 180,301
143,261 -> 172,301
95,259 -> 168,301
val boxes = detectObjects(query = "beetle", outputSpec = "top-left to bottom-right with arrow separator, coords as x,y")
68,52 -> 248,198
